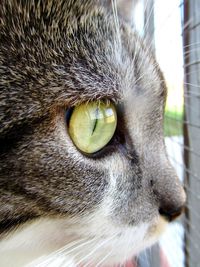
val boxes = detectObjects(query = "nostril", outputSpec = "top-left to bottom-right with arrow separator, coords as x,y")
150,179 -> 154,187
159,205 -> 185,222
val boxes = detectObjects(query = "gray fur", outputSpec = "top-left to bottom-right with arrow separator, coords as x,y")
0,0 -> 185,265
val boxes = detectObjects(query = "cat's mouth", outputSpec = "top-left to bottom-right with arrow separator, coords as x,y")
147,215 -> 168,238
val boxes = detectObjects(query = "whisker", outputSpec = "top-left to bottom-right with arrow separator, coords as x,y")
182,41 -> 200,49
57,256 -> 67,267
58,237 -> 98,257
135,3 -> 194,75
132,0 -> 152,67
143,0 -> 154,35
89,249 -> 113,267
183,82 -> 200,88
111,0 -> 121,47
27,240 -> 82,267
127,229 -> 134,264
182,47 -> 200,56
75,233 -> 118,266
33,238 -> 96,267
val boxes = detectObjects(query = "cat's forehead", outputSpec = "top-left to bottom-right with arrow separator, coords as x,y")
57,23 -> 166,108
46,11 -> 166,108
0,0 -> 165,104
0,0 -> 166,136
54,5 -> 166,106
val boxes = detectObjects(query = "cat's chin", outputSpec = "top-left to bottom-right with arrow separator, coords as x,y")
50,216 -> 167,267
0,216 -> 167,267
75,216 -> 168,266
71,214 -> 168,266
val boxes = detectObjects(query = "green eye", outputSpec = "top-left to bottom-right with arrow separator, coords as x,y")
68,101 -> 117,154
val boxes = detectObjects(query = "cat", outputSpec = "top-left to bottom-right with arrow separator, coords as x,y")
0,0 -> 186,266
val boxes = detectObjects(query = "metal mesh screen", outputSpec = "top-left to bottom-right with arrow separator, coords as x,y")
183,0 -> 200,266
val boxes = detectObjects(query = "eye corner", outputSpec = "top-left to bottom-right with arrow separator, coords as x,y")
65,107 -> 74,126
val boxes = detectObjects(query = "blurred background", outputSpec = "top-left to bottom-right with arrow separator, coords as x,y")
131,0 -> 200,266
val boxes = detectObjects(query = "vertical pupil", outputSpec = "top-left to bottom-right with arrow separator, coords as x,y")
91,107 -> 99,135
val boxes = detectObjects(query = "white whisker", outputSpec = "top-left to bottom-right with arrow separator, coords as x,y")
111,0 -> 121,47
143,0 -> 154,35
183,47 -> 200,56
182,41 -> 200,49
33,238 -> 96,267
183,82 -> 200,88
87,249 -> 113,267
75,233 -> 118,266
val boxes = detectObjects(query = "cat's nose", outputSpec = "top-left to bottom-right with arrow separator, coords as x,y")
159,201 -> 185,222
157,186 -> 186,222
152,171 -> 186,222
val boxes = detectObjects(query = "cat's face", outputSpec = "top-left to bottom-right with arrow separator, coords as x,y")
0,0 -> 185,266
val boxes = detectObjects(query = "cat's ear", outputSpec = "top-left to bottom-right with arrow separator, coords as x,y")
109,0 -> 139,23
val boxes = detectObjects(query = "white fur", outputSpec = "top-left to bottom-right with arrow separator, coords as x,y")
0,203 -> 167,267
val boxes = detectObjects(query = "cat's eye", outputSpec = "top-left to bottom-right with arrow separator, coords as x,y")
67,101 -> 117,154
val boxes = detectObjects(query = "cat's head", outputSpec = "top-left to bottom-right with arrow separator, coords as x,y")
0,0 -> 185,266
